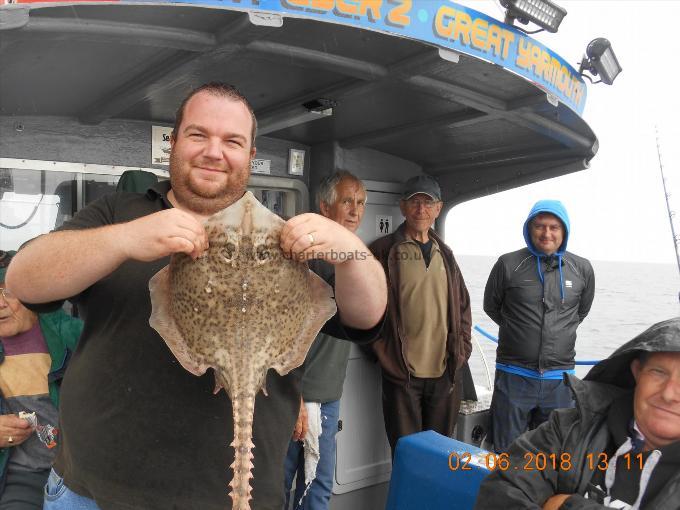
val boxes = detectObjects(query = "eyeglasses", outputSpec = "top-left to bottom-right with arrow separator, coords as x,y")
0,287 -> 16,302
0,287 -> 20,331
531,223 -> 562,233
405,198 -> 439,209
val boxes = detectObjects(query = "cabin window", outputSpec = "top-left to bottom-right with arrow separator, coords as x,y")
0,161 -> 302,253
0,166 -> 119,252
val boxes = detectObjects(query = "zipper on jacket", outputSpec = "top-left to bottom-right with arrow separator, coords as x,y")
538,259 -> 547,373
388,241 -> 412,387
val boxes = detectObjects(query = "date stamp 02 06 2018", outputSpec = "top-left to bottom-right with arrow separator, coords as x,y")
447,451 -> 645,472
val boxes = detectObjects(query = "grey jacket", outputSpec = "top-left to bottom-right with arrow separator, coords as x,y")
484,247 -> 595,371
474,318 -> 680,510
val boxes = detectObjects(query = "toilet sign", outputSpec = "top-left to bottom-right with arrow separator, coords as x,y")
376,215 -> 392,235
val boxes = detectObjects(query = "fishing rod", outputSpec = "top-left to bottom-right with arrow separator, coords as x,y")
655,128 -> 680,302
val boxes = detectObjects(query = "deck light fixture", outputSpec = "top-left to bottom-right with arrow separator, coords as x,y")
501,0 -> 567,33
578,38 -> 622,85
302,98 -> 336,114
257,99 -> 336,136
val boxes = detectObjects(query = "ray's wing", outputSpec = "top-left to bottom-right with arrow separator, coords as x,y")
149,265 -> 214,378
269,269 -> 337,375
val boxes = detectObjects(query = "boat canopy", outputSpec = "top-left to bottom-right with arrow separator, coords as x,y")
0,0 -> 598,206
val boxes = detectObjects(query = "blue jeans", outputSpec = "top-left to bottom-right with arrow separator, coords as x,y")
283,400 -> 340,510
490,370 -> 573,453
43,469 -> 102,510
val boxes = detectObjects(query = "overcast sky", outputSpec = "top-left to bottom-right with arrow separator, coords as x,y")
446,0 -> 680,266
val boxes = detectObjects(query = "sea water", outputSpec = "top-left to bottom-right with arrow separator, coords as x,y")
457,255 -> 680,386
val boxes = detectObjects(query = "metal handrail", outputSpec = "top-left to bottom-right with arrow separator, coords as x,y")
470,330 -> 493,391
473,325 -> 600,366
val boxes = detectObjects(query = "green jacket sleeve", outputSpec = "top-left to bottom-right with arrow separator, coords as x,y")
39,309 -> 83,370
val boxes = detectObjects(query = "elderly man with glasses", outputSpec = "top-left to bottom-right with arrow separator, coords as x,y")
368,175 -> 472,455
283,170 -> 368,510
0,250 -> 82,509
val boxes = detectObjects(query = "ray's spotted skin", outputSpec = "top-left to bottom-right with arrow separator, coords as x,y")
149,192 -> 336,510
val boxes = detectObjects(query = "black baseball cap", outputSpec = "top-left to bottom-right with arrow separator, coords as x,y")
402,175 -> 441,201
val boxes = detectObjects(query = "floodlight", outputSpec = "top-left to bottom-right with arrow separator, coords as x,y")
578,38 -> 622,86
257,99 -> 336,136
501,0 -> 567,33
302,98 -> 337,114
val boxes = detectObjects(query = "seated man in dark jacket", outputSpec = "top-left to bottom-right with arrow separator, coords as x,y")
475,317 -> 680,510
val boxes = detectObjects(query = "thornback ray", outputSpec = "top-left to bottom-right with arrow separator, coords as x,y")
148,191 -> 336,510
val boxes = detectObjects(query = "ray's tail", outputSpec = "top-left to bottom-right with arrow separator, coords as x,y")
229,394 -> 256,510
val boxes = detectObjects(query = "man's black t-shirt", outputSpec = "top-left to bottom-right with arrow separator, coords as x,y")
40,182 -> 378,510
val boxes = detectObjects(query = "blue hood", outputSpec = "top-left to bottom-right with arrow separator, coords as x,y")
522,200 -> 571,303
523,200 -> 570,256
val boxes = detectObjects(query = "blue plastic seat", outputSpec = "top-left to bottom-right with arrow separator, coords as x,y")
385,431 -> 490,510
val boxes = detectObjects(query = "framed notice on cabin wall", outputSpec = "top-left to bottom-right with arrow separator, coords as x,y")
152,126 -> 173,166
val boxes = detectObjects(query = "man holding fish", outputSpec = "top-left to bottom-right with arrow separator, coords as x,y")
6,82 -> 387,510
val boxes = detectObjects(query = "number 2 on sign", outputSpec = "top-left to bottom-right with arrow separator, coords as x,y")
387,0 -> 412,28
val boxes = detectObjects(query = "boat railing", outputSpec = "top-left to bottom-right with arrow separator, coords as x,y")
471,325 -> 601,392
470,327 -> 494,392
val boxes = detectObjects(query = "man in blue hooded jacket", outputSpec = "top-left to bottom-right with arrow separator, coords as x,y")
483,200 -> 595,453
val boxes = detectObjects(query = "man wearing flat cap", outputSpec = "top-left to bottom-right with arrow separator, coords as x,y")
369,175 -> 471,454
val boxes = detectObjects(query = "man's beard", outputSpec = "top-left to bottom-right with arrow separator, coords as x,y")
169,152 -> 249,215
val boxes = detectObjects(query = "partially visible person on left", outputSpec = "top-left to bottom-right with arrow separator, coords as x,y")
0,250 -> 82,509
283,170 -> 368,510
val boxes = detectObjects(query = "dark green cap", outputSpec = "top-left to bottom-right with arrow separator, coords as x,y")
116,170 -> 158,193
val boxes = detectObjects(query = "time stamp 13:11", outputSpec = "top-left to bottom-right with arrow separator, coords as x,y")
448,451 -> 644,472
